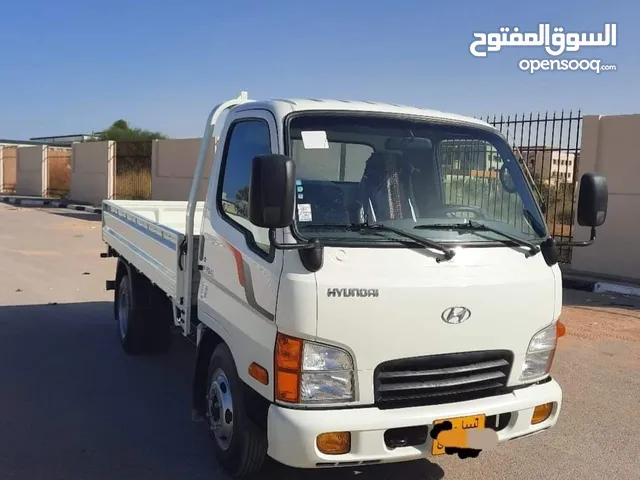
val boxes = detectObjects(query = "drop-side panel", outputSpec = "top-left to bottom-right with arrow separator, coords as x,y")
102,200 -> 183,299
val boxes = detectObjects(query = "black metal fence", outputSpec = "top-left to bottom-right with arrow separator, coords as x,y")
484,111 -> 583,263
114,140 -> 152,200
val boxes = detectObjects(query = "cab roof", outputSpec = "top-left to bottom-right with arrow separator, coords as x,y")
233,98 -> 494,131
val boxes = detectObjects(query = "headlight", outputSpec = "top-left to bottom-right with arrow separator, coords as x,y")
275,333 -> 355,404
301,342 -> 354,402
520,321 -> 565,382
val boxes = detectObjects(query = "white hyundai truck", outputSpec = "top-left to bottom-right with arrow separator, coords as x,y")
100,92 -> 608,477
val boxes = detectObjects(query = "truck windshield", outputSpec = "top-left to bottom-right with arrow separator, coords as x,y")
285,113 -> 548,246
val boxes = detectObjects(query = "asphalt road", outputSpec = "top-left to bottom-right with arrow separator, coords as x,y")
1,203 -> 639,480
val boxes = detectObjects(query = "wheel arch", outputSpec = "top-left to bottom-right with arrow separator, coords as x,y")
192,327 -> 225,419
192,327 -> 270,431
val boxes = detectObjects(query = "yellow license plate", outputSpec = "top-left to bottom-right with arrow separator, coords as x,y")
431,414 -> 486,455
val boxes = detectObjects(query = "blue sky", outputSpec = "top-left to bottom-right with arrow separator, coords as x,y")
0,0 -> 637,139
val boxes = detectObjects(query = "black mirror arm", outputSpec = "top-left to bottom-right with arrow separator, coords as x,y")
268,229 -> 324,272
268,228 -> 321,250
555,226 -> 596,248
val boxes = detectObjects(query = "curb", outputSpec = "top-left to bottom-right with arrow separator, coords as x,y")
563,276 -> 640,297
593,282 -> 640,297
1,196 -> 102,214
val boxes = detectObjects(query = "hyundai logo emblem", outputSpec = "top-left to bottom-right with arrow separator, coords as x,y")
441,306 -> 472,324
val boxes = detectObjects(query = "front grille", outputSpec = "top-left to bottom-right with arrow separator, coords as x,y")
374,350 -> 514,409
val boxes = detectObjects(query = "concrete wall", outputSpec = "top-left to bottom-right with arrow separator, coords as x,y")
571,114 -> 640,280
0,146 -> 17,193
151,138 -> 213,201
16,146 -> 47,196
70,141 -> 115,205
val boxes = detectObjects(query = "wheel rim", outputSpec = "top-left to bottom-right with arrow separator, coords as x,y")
206,368 -> 234,451
118,282 -> 129,340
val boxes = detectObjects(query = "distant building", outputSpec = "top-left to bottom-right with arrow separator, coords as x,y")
0,132 -> 102,149
519,147 -> 577,185
29,133 -> 102,146
0,138 -> 51,147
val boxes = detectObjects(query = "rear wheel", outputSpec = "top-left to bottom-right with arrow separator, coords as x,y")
114,266 -> 172,355
206,343 -> 267,477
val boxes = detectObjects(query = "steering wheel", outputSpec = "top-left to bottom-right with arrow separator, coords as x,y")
429,205 -> 488,219
312,184 -> 350,223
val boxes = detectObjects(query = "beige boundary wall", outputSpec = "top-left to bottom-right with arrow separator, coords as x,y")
0,146 -> 18,193
571,114 -> 640,280
16,146 -> 47,196
151,138 -> 214,201
71,141 -> 115,205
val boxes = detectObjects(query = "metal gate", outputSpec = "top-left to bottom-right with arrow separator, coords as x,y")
114,140 -> 152,200
484,111 -> 583,264
46,148 -> 71,198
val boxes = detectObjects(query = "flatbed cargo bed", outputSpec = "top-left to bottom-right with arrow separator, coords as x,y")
101,200 -> 203,305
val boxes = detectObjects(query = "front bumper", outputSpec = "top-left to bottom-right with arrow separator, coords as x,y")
267,378 -> 562,469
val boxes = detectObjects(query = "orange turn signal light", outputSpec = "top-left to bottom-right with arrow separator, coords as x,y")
531,402 -> 554,425
316,432 -> 351,455
275,333 -> 303,403
248,362 -> 269,386
545,321 -> 566,375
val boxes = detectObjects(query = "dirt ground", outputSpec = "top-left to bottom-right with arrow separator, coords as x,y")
562,288 -> 640,346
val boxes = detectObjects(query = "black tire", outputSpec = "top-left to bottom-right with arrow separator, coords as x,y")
114,267 -> 172,355
206,343 -> 267,477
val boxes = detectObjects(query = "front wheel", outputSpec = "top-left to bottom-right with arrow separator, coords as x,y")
206,343 -> 267,477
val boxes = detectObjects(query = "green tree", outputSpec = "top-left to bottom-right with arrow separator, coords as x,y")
93,119 -> 168,141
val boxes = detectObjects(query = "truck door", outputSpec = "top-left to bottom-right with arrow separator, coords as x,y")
197,108 -> 281,400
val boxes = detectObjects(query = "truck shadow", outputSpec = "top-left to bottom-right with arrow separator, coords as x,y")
45,209 -> 102,222
0,301 -> 444,480
260,457 -> 444,479
0,202 -> 102,222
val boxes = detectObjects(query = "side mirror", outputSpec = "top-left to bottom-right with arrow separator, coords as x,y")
248,154 -> 296,229
577,172 -> 608,228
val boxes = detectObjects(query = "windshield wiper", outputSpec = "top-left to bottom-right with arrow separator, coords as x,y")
351,223 -> 455,261
305,223 -> 455,262
414,219 -> 540,257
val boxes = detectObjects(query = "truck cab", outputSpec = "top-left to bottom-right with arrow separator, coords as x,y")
103,93 -> 608,477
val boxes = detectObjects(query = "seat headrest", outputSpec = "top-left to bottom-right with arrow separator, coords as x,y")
362,151 -> 415,187
358,151 -> 417,221
361,151 -> 411,183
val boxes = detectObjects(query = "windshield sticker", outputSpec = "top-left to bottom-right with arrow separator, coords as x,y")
301,130 -> 329,149
297,203 -> 313,222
